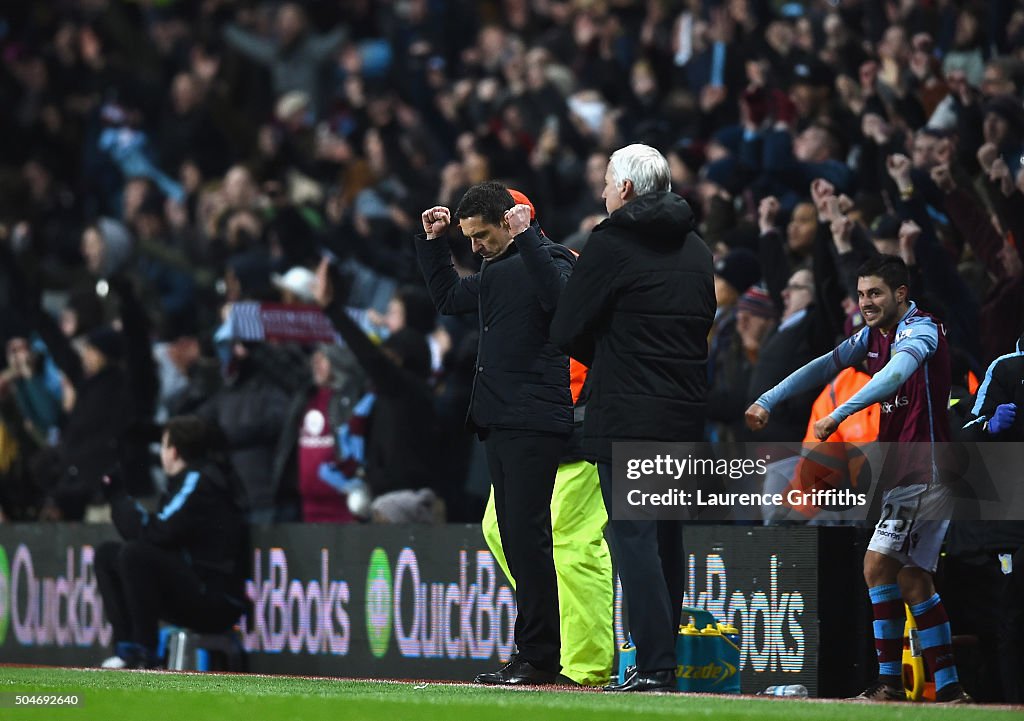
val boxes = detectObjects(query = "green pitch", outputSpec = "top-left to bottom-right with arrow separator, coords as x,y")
2,667 -> 1019,721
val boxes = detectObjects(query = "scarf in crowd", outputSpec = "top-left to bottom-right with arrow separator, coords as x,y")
226,302 -> 338,345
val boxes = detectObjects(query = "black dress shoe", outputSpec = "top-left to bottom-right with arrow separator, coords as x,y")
474,657 -> 560,686
603,669 -> 676,692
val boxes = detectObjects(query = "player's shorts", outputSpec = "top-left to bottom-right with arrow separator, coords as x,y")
867,483 -> 951,573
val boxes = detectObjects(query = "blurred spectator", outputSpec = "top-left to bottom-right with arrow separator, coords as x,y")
931,157 -> 1024,364
366,284 -> 444,370
80,220 -> 133,279
712,247 -> 760,316
0,331 -> 56,521
982,95 -> 1024,176
745,188 -> 846,441
785,202 -> 818,261
223,3 -> 346,118
27,275 -> 158,521
153,313 -> 219,421
196,342 -> 292,523
97,106 -> 185,205
3,334 -> 62,445
156,73 -> 229,179
313,259 -> 443,507
707,284 -> 778,444
280,343 -> 367,523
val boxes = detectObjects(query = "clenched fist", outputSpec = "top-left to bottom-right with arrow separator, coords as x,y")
830,214 -> 854,252
886,153 -> 912,187
422,206 -> 451,239
812,415 -> 840,441
745,403 -> 770,432
504,204 -> 533,237
898,220 -> 922,246
758,196 -> 780,234
977,143 -> 1000,174
810,178 -> 836,221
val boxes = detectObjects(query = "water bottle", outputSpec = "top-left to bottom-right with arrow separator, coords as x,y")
761,684 -> 808,698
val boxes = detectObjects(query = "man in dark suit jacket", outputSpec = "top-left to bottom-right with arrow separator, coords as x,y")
416,182 -> 575,685
550,144 -> 716,692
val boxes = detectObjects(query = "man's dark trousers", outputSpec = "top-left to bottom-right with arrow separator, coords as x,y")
484,429 -> 566,672
597,462 -> 683,673
95,540 -> 242,651
1001,546 -> 1024,702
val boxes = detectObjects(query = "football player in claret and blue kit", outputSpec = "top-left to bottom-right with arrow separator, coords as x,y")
746,255 -> 971,704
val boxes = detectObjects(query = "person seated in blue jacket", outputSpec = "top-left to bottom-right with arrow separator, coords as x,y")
95,415 -> 249,669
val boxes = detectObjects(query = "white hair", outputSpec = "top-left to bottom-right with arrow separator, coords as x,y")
608,143 -> 671,197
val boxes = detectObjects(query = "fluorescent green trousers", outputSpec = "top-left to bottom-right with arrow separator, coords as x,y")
482,460 -> 614,685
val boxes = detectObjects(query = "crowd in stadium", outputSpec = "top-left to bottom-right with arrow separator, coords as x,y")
0,0 -> 1022,698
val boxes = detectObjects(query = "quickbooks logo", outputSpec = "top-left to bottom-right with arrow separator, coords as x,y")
0,545 -> 9,645
365,548 -> 392,658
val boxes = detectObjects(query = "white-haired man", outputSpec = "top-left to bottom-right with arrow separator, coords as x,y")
551,144 -> 716,692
